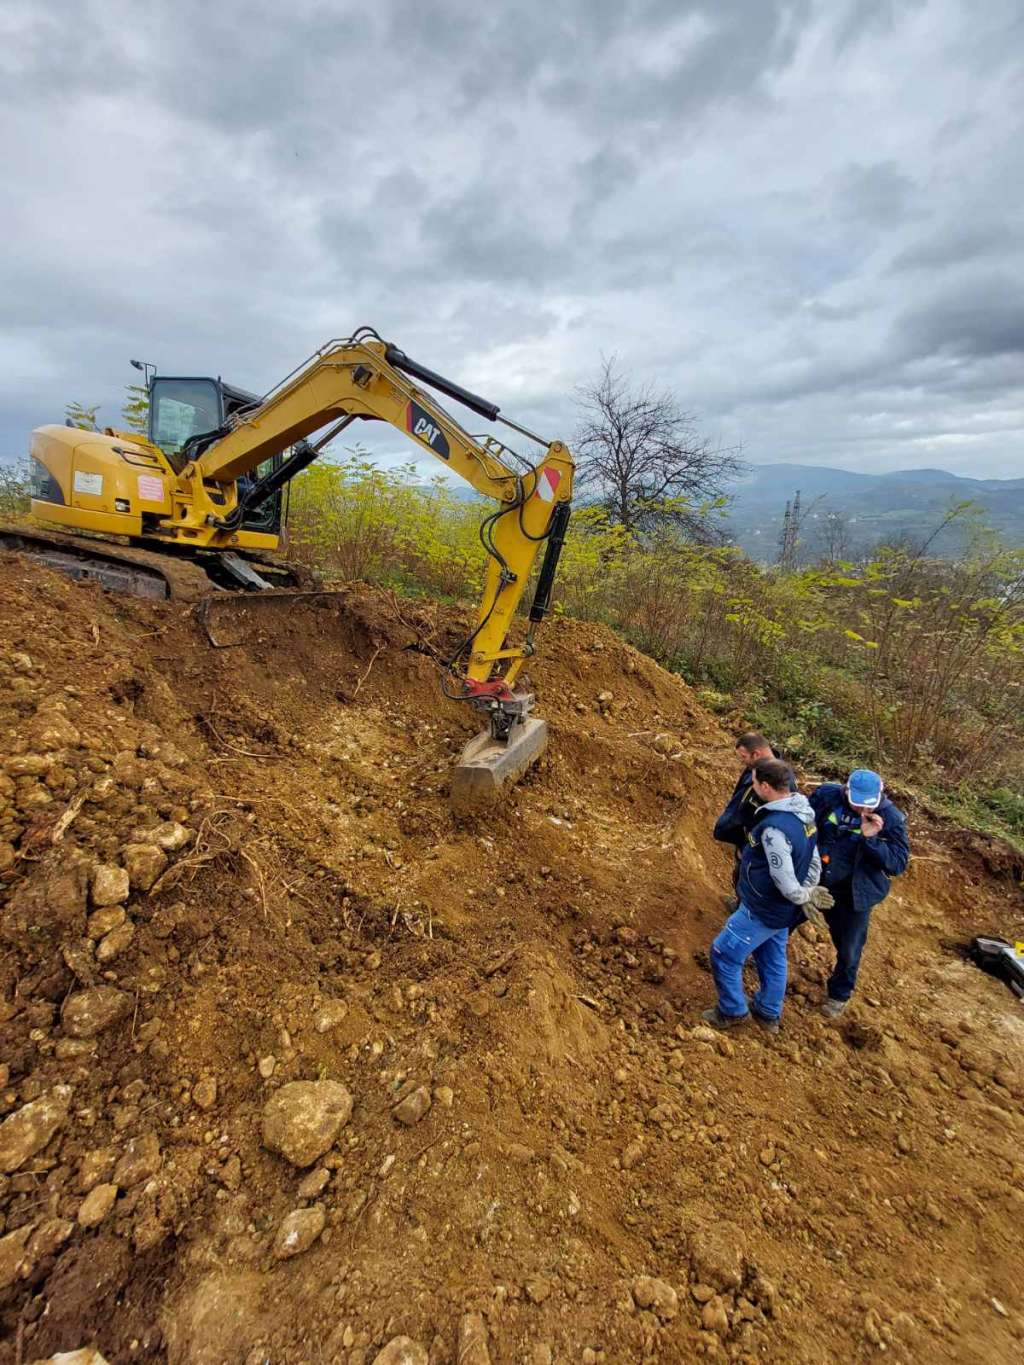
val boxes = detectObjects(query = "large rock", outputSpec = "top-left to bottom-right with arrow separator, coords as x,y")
78,1183 -> 118,1228
61,987 -> 131,1038
96,921 -> 135,963
113,1132 -> 161,1188
689,1222 -> 745,1291
121,843 -> 168,892
0,1087 -> 71,1174
272,1206 -> 325,1259
373,1339 -> 428,1365
262,1081 -> 353,1168
90,864 -> 129,908
0,1222 -> 35,1290
633,1275 -> 679,1321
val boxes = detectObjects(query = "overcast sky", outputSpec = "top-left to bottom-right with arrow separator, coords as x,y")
1,0 -> 1022,479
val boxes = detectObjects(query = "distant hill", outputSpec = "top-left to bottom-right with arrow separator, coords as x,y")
722,464 -> 1024,561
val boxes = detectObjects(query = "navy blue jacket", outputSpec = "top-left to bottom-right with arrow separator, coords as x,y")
809,783 -> 910,914
713,758 -> 795,848
738,807 -> 817,930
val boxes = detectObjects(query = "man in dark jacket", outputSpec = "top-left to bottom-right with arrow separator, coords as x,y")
703,758 -> 834,1034
713,733 -> 794,898
809,770 -> 910,1018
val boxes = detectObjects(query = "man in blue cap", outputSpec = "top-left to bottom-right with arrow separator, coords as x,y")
809,769 -> 911,1017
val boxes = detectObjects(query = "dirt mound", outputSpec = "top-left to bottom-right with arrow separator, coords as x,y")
1,554 -> 1023,1364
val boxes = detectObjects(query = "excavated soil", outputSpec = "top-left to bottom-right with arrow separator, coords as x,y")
0,553 -> 1023,1365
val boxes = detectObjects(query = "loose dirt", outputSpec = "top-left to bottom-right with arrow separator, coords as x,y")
0,554 -> 1022,1365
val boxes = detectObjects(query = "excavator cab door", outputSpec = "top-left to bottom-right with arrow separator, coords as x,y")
148,376 -> 284,535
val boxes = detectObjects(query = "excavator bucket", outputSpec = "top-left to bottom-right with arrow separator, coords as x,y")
451,718 -> 548,814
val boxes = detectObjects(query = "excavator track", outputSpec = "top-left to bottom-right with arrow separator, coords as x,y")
0,524 -> 314,603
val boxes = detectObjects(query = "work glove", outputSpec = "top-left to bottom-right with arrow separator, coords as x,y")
802,885 -> 835,930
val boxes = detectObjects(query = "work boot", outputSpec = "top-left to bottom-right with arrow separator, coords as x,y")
701,1006 -> 748,1031
821,996 -> 847,1019
751,1009 -> 780,1035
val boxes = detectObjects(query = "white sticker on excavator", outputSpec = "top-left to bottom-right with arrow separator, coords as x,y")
137,475 -> 165,502
73,470 -> 103,496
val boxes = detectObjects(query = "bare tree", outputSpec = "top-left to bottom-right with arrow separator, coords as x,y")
574,357 -> 742,540
814,509 -> 853,565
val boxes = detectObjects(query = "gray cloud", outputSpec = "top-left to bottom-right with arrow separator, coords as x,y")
1,0 -> 1023,483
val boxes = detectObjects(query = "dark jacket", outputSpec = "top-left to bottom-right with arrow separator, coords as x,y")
809,783 -> 910,914
738,799 -> 819,930
713,756 -> 795,849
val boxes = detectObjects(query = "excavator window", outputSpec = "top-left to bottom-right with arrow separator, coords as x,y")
149,378 -> 223,463
149,375 -> 285,536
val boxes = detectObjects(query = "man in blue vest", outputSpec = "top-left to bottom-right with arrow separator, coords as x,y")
703,758 -> 834,1034
713,732 -> 795,903
809,770 -> 910,1018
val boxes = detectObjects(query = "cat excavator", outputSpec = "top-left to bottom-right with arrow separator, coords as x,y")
2,328 -> 574,807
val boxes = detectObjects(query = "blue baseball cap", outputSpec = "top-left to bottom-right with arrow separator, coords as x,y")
846,769 -> 884,809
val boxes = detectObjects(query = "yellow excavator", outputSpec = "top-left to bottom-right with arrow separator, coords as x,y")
2,328 -> 574,806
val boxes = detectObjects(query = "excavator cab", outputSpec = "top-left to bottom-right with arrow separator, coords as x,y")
148,376 -> 284,536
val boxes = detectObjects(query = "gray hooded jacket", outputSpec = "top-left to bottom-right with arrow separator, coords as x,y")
756,793 -> 822,904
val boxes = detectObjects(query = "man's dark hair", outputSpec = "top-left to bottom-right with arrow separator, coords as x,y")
736,731 -> 770,752
753,757 -> 795,792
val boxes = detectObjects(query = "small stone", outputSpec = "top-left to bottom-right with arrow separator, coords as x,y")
759,1146 -> 776,1167
690,1025 -> 719,1046
632,1275 -> 678,1320
314,999 -> 348,1033
87,906 -> 126,940
701,1296 -> 730,1338
272,1205 -> 325,1259
530,1347 -> 553,1365
151,821 -> 192,851
621,1140 -> 644,1171
393,1085 -> 431,1127
193,1077 -> 218,1111
373,1337 -> 428,1365
0,841 -> 14,872
457,1311 -> 491,1364
434,1085 -> 454,1108
991,1297 -> 1009,1317
262,1080 -> 353,1167
691,1284 -> 716,1304
652,733 -> 675,755
91,864 -> 129,907
526,1279 -> 553,1304
78,1147 -> 116,1192
0,1087 -> 71,1174
121,843 -> 168,892
62,987 -> 131,1038
27,1217 -> 73,1259
896,1132 -> 912,1155
96,920 -> 135,963
78,1182 -> 118,1228
113,1132 -> 161,1187
297,1167 -> 330,1199
258,1055 -> 276,1079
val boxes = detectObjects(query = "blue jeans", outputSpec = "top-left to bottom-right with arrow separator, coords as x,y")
711,903 -> 790,1020
824,901 -> 872,1001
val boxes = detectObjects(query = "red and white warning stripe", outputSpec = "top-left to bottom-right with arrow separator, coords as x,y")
534,466 -> 562,502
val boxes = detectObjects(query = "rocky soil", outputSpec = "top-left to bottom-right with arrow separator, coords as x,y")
0,554 -> 1022,1364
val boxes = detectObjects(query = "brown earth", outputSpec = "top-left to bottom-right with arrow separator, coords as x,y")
0,553 -> 1023,1365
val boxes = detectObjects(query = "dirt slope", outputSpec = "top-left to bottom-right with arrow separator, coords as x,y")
0,555 -> 1022,1365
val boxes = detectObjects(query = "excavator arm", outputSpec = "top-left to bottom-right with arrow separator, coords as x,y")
175,330 -> 573,712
